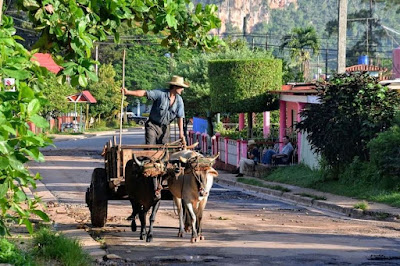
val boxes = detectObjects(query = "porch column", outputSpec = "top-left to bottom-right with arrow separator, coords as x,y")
297,103 -> 306,163
239,113 -> 245,130
224,138 -> 229,165
279,101 -> 287,150
236,139 -> 241,167
263,111 -> 270,138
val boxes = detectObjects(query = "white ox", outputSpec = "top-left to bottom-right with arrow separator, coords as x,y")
167,149 -> 219,243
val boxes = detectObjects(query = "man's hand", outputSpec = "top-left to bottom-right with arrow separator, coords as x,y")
180,135 -> 186,147
121,88 -> 128,95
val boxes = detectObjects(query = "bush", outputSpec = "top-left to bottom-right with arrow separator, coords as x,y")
209,59 -> 281,113
368,126 -> 400,181
0,238 -> 33,266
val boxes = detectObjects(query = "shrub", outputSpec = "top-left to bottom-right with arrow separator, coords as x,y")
0,238 -> 33,266
368,126 -> 400,181
297,72 -> 400,176
209,59 -> 281,113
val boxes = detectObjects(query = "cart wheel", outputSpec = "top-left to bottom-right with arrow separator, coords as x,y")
139,120 -> 145,126
90,168 -> 108,227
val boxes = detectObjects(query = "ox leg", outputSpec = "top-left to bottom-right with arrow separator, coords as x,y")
130,201 -> 139,232
146,200 -> 161,242
173,197 -> 184,237
139,207 -> 147,241
198,198 -> 208,240
185,202 -> 199,243
127,199 -> 135,220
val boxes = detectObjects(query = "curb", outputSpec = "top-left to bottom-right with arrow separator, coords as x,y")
216,176 -> 399,222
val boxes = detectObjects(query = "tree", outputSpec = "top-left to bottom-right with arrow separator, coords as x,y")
88,64 -> 122,122
40,74 -> 77,118
279,26 -> 320,81
15,0 -> 223,87
297,72 -> 400,177
0,0 -> 223,235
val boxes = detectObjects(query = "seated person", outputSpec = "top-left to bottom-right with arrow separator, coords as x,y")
234,140 -> 260,177
262,136 -> 293,166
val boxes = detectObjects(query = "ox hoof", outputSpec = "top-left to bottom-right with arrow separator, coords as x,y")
177,232 -> 183,238
200,235 -> 205,240
131,221 -> 137,232
146,235 -> 153,242
140,234 -> 146,241
191,237 -> 199,243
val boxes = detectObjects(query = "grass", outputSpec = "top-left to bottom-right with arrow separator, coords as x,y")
0,227 -> 91,266
260,164 -> 400,208
354,201 -> 369,211
237,177 -> 291,192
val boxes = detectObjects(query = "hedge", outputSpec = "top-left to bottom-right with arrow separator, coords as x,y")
208,59 -> 282,113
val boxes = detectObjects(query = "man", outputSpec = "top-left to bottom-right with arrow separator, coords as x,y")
234,140 -> 260,177
122,75 -> 189,200
262,136 -> 294,166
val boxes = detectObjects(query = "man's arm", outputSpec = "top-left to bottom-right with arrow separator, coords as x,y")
121,88 -> 146,97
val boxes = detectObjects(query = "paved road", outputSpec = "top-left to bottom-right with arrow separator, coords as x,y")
30,131 -> 400,265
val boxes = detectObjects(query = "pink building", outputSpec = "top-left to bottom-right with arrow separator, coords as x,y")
273,83 -> 320,168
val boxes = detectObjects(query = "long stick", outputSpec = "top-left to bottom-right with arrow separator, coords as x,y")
119,49 -> 126,148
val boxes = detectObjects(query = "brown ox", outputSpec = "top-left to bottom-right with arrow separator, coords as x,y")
167,150 -> 219,243
125,152 -> 167,242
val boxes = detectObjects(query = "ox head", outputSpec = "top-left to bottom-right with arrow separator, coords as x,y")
181,153 -> 219,197
132,150 -> 169,177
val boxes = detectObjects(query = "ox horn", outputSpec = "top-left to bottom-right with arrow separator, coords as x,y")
209,152 -> 220,162
132,153 -> 143,167
186,142 -> 199,150
179,156 -> 188,164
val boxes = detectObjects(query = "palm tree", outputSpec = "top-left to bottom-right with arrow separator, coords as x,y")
280,26 -> 320,81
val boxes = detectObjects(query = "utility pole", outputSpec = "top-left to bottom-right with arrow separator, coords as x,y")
337,0 -> 348,73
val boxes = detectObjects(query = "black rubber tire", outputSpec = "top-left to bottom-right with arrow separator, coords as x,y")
90,168 -> 108,227
138,120 -> 145,126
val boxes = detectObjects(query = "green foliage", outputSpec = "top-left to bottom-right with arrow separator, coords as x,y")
368,126 -> 400,180
262,163 -> 400,207
33,227 -> 91,266
16,0 -> 224,87
354,201 -> 369,210
280,26 -> 320,81
175,39 -> 276,118
297,72 -> 400,175
0,238 -> 34,266
0,16 -> 51,236
209,58 -> 281,113
40,73 -> 77,117
88,64 -> 122,120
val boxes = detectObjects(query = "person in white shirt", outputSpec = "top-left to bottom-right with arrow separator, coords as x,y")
261,136 -> 294,166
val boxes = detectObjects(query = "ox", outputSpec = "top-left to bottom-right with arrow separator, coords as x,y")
125,152 -> 167,242
167,150 -> 219,243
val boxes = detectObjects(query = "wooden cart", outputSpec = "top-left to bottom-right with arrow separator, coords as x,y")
85,137 -> 183,227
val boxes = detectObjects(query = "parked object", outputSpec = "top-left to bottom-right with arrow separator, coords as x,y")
128,115 -> 148,125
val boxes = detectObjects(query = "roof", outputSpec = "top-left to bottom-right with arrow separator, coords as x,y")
270,83 -> 318,95
346,64 -> 388,73
31,53 -> 63,74
67,90 -> 97,103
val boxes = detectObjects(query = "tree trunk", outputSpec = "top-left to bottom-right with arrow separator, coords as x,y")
247,112 -> 253,139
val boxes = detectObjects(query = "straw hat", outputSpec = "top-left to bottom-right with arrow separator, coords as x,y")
248,140 -> 256,145
168,75 -> 189,88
